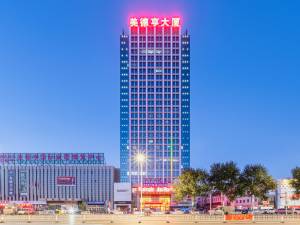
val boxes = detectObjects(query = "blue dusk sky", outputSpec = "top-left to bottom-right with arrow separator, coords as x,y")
0,0 -> 299,178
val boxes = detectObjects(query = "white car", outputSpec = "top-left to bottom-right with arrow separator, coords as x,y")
293,209 -> 300,214
209,209 -> 223,215
17,210 -> 27,215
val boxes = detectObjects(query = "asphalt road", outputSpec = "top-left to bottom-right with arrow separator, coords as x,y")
1,214 -> 300,225
1,222 -> 300,225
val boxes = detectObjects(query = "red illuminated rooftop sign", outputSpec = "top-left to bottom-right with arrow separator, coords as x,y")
130,17 -> 180,27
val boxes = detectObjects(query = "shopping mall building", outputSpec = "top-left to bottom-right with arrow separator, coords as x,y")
0,153 -> 118,209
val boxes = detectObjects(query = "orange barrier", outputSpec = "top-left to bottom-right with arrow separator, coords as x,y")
225,214 -> 253,221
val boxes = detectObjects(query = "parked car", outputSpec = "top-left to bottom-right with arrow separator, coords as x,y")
276,208 -> 293,214
182,209 -> 190,214
293,209 -> 300,214
263,209 -> 276,214
143,208 -> 152,216
208,209 -> 223,215
17,210 -> 28,215
235,209 -> 249,214
171,209 -> 184,215
38,210 -> 55,215
3,207 -> 17,215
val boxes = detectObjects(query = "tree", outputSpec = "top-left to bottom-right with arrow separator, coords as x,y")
240,164 -> 276,209
78,201 -> 87,211
174,168 -> 210,208
208,161 -> 241,204
290,167 -> 300,195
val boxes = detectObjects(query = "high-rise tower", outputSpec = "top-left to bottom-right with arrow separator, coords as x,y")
120,17 -> 190,183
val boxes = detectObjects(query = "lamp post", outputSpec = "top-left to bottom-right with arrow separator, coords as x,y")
136,153 -> 146,214
285,191 -> 288,216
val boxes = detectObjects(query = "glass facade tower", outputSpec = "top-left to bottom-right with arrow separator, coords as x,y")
120,17 -> 190,183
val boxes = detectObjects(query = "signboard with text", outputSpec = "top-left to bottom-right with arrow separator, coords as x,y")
0,153 -> 104,165
56,176 -> 76,186
19,170 -> 28,196
129,17 -> 181,28
114,183 -> 132,202
132,185 -> 173,195
225,214 -> 253,221
8,169 -> 15,197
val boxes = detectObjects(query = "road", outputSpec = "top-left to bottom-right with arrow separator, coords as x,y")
1,214 -> 300,224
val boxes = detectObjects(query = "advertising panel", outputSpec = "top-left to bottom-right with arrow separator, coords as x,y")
56,176 -> 76,186
8,169 -> 15,197
132,186 -> 173,194
19,170 -> 28,196
114,183 -> 132,203
225,214 -> 253,221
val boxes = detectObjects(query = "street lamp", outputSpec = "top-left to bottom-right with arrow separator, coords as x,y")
136,153 -> 146,214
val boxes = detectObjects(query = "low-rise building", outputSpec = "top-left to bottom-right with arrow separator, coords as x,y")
114,183 -> 132,212
0,153 -> 118,208
197,194 -> 259,210
276,179 -> 300,209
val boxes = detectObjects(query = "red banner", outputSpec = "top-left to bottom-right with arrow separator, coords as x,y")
56,176 -> 75,186
225,214 -> 253,221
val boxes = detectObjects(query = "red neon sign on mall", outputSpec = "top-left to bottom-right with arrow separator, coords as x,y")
129,17 -> 181,27
132,186 -> 173,194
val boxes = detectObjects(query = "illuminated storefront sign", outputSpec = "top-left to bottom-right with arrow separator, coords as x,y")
132,184 -> 173,211
130,17 -> 181,27
132,186 -> 173,194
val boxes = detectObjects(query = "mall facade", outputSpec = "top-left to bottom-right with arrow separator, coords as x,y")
120,16 -> 191,184
0,153 -> 118,206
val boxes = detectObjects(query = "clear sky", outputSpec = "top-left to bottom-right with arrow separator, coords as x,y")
0,0 -> 299,178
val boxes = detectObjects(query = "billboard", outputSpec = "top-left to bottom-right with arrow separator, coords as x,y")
56,176 -> 76,186
19,170 -> 28,196
114,183 -> 132,203
8,169 -> 15,197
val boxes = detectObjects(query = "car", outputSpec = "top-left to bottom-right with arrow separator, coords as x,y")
293,209 -> 300,214
183,210 -> 190,214
276,208 -> 293,214
241,209 -> 249,214
235,209 -> 249,214
17,210 -> 27,215
209,209 -> 224,215
264,209 -> 276,214
143,209 -> 152,216
171,209 -> 184,215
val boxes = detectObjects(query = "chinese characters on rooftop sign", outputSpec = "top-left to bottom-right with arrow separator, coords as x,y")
0,153 -> 105,165
130,17 -> 180,28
